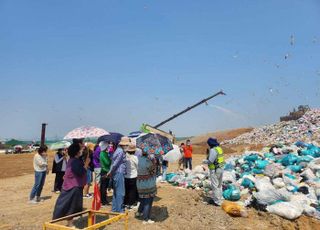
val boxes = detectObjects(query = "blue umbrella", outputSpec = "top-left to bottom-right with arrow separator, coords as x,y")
128,131 -> 142,138
97,132 -> 123,145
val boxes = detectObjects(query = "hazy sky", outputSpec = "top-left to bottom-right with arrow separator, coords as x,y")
1,0 -> 319,140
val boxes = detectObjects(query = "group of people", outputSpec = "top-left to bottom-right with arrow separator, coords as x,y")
178,139 -> 193,170
96,137 -> 158,224
29,136 -> 159,227
29,136 -> 225,227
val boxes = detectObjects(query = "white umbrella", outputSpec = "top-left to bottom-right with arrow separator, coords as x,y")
64,126 -> 110,140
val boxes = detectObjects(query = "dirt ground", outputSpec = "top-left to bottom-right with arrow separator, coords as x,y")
0,153 -> 320,230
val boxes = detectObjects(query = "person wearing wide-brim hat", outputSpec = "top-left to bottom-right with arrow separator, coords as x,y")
124,143 -> 139,209
107,136 -> 131,212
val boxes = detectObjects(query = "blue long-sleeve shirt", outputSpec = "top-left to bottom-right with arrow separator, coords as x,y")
109,147 -> 126,175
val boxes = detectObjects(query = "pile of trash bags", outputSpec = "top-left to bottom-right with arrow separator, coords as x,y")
165,142 -> 320,220
223,109 -> 320,146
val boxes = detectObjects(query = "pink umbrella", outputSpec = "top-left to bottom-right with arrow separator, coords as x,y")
63,126 -> 110,140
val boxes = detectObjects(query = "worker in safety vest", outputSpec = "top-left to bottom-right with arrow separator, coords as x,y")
204,138 -> 225,206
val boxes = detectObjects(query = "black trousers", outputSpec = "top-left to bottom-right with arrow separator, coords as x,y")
124,177 -> 138,206
54,172 -> 65,192
100,172 -> 110,205
184,158 -> 192,170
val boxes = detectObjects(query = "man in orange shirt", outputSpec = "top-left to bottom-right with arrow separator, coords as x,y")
183,140 -> 193,170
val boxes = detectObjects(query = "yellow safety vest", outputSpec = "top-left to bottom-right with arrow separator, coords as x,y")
208,146 -> 225,170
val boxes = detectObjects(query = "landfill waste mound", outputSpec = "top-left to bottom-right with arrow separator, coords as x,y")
222,109 -> 320,146
165,142 -> 320,220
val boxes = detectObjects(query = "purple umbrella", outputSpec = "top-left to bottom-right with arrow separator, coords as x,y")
97,132 -> 124,145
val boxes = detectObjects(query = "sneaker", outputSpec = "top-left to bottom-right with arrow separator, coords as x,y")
28,199 -> 38,204
101,202 -> 109,207
127,206 -> 136,211
83,194 -> 93,199
143,219 -> 155,224
131,204 -> 139,210
135,212 -> 143,218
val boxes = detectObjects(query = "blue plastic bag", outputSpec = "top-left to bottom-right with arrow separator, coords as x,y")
224,163 -> 234,171
252,168 -> 264,174
223,185 -> 241,201
241,164 -> 251,172
284,173 -> 296,180
300,145 -> 320,158
296,156 -> 313,164
264,152 -> 275,159
244,154 -> 259,162
289,165 -> 302,173
307,145 -> 320,157
287,186 -> 299,193
241,178 -> 255,189
255,160 -> 269,169
281,154 -> 299,166
166,173 -> 176,181
295,141 -> 308,148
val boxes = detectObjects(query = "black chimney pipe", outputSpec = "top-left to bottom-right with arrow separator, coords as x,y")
41,123 -> 47,147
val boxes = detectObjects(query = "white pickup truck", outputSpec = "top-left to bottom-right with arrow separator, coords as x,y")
14,144 -> 40,154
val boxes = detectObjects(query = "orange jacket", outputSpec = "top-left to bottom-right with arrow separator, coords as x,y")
183,145 -> 193,158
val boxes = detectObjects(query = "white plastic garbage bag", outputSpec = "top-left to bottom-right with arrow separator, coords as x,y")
163,145 -> 182,163
266,202 -> 304,220
240,188 -> 249,196
308,158 -> 320,171
223,171 -> 236,183
264,163 -> 282,178
307,187 -> 318,202
255,177 -> 274,191
193,165 -> 206,174
273,178 -> 286,188
195,173 -> 206,180
303,205 -> 317,217
290,194 -> 311,206
253,188 -> 291,206
301,168 -> 317,181
203,179 -> 212,189
282,174 -> 300,187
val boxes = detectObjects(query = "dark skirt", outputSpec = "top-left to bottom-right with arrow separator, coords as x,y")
53,187 -> 83,219
124,177 -> 138,206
